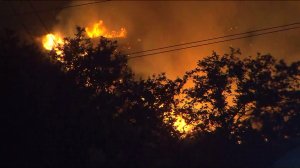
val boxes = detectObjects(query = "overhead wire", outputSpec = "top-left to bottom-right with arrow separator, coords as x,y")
27,0 -> 59,47
7,1 -> 300,61
28,1 -> 51,34
8,1 -> 35,42
127,22 -> 300,56
11,0 -> 111,16
26,1 -> 111,46
128,25 -> 300,60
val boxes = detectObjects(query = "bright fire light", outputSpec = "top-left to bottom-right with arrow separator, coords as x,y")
42,20 -> 127,51
174,115 -> 193,134
85,20 -> 127,38
42,33 -> 64,51
41,20 -> 196,138
164,108 -> 195,137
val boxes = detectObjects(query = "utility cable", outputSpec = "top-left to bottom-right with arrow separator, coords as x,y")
128,26 -> 300,59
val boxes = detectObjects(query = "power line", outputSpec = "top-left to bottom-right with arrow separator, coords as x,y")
8,1 -> 35,42
27,1 -> 109,34
127,22 -> 300,56
17,0 -> 110,46
28,1 -> 51,34
55,0 -> 111,10
9,1 -> 300,61
128,26 -> 300,60
27,0 -> 58,47
12,0 -> 111,16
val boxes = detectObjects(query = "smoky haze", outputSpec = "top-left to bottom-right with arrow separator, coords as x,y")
32,1 -> 300,78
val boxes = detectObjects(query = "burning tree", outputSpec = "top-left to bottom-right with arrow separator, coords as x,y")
48,27 -> 300,144
46,27 -> 182,166
179,48 -> 300,143
2,27 -> 300,167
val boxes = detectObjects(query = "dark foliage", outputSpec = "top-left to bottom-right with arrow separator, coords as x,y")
182,48 -> 300,143
1,28 -> 299,167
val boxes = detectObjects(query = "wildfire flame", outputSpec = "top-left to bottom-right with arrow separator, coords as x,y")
42,20 -> 127,51
40,20 -> 194,137
174,115 -> 194,134
164,108 -> 195,137
42,33 -> 64,51
85,20 -> 127,38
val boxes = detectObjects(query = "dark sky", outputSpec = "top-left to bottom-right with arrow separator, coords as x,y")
1,1 -> 67,34
1,1 -> 300,78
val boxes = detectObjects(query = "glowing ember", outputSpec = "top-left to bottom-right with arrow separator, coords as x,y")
164,108 -> 195,137
85,20 -> 127,38
174,115 -> 193,134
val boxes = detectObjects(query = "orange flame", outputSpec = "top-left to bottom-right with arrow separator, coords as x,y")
174,115 -> 194,134
42,20 -> 127,51
85,20 -> 127,38
163,108 -> 195,137
41,21 -> 196,137
42,33 -> 64,51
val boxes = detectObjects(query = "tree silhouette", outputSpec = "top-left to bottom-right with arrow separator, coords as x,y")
181,48 -> 300,144
47,27 -> 180,167
0,30 -> 93,167
1,27 -> 299,167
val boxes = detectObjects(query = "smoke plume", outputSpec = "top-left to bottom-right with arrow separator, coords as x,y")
53,1 -> 300,79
